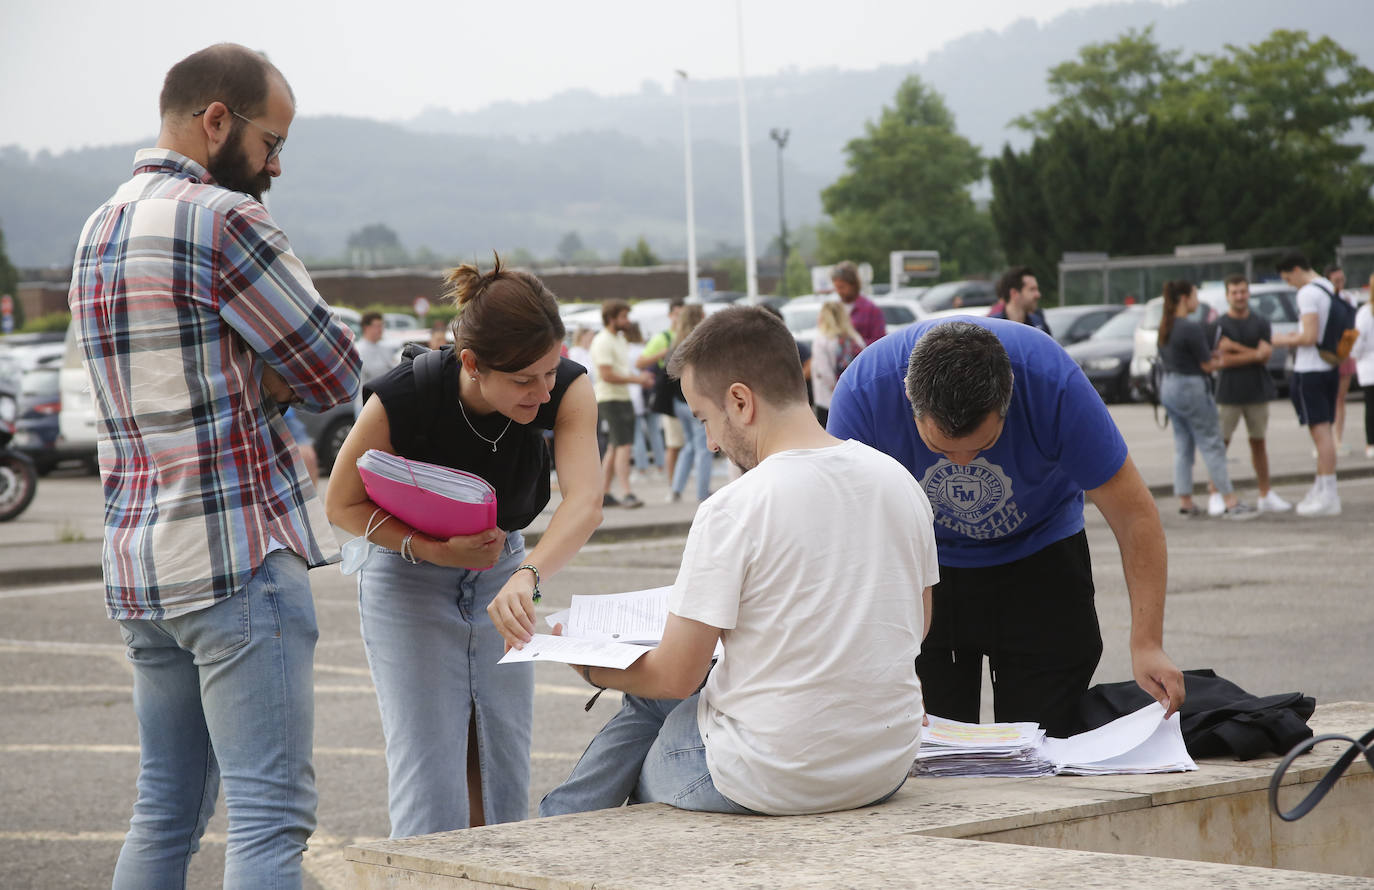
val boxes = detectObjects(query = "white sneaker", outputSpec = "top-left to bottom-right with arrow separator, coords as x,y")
1296,490 -> 1342,517
1222,502 -> 1260,521
1207,492 -> 1226,516
1258,490 -> 1292,513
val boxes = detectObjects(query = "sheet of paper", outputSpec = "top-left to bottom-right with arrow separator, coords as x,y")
921,714 -> 1045,749
496,633 -> 650,669
1042,702 -> 1196,773
568,586 -> 673,644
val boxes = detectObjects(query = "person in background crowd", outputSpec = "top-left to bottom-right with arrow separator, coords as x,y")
638,297 -> 685,486
69,43 -> 361,888
325,257 -> 602,837
591,300 -> 653,508
1351,273 -> 1374,460
988,266 -> 1052,337
831,260 -> 886,345
1205,275 -> 1290,515
811,300 -> 866,428
428,319 -> 449,349
1157,280 -> 1257,520
1324,265 -> 1359,455
626,322 -> 665,478
668,304 -> 713,503
1273,253 -> 1343,516
356,310 -> 398,417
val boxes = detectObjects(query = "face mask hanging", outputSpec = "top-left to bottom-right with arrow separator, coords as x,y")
339,507 -> 389,576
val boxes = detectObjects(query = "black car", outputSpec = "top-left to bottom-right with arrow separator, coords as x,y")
1043,304 -> 1126,347
1064,305 -> 1145,403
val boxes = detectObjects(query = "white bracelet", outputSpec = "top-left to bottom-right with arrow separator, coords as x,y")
401,530 -> 420,564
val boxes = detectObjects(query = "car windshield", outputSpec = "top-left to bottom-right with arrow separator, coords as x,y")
880,304 -> 916,325
782,304 -> 822,334
1090,306 -> 1144,340
917,282 -> 968,310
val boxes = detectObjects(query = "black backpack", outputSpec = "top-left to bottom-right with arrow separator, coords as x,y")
364,342 -> 449,455
1311,283 -> 1359,366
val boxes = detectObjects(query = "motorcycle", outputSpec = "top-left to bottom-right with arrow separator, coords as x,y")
0,379 -> 39,521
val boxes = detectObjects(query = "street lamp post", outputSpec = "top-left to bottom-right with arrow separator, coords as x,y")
676,69 -> 698,301
735,0 -> 759,299
769,127 -> 790,296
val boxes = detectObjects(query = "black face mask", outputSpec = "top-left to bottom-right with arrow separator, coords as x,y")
206,119 -> 272,202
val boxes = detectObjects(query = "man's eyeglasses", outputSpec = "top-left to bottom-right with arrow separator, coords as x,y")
191,107 -> 286,161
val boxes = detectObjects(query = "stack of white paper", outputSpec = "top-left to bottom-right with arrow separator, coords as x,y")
357,449 -> 493,503
499,586 -> 679,668
1041,702 -> 1197,775
911,702 -> 1197,778
912,715 -> 1056,777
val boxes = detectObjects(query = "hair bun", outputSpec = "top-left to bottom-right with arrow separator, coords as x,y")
443,253 -> 506,307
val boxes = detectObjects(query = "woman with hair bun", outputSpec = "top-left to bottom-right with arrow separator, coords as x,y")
326,255 -> 602,836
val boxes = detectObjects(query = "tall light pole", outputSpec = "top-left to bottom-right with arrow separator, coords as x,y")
735,0 -> 759,299
676,69 -> 698,301
769,128 -> 790,296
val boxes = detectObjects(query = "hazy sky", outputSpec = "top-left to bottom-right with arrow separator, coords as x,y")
3,0 -> 1180,155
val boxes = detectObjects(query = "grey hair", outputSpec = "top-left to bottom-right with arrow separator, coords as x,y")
904,322 -> 1014,438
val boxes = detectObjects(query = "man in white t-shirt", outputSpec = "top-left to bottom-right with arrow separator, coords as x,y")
540,306 -> 938,817
1273,252 -> 1342,516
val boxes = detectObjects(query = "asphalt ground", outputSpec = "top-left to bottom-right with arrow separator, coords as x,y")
1,398 -> 1372,888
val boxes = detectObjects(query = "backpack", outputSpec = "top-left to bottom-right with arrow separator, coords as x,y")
1312,283 -> 1358,366
375,342 -> 449,454
1140,353 -> 1168,429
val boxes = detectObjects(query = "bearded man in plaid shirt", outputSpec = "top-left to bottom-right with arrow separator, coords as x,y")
68,43 -> 359,889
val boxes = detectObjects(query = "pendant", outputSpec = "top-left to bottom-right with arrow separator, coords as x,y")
491,442 -> 498,452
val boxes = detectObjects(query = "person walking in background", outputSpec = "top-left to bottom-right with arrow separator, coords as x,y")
831,260 -> 886,345
325,257 -> 602,836
68,43 -> 361,889
1157,280 -> 1257,520
1273,253 -> 1344,516
988,266 -> 1053,336
590,300 -> 653,508
625,322 -> 665,479
668,304 -> 713,503
1352,275 -> 1374,460
1324,265 -> 1359,454
356,310 -> 398,416
811,300 -> 866,428
1205,275 -> 1290,515
638,297 -> 685,485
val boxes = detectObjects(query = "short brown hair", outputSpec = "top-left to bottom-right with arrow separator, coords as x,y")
601,299 -> 630,328
668,306 -> 806,408
444,254 -> 564,372
1224,274 -> 1248,290
159,43 -> 292,119
831,260 -> 860,288
996,266 -> 1034,303
360,311 -> 383,328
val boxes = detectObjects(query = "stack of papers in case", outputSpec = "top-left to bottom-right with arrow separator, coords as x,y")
356,449 -> 497,539
913,716 -> 1056,777
911,702 -> 1196,778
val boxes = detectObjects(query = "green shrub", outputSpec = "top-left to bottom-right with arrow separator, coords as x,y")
20,311 -> 71,334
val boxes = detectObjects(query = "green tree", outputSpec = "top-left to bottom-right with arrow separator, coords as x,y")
0,226 -> 20,331
346,223 -> 409,268
819,76 -> 1000,282
556,232 -> 585,264
779,251 -> 811,297
619,237 -> 660,267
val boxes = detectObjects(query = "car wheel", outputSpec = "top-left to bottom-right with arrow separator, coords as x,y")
316,416 -> 354,476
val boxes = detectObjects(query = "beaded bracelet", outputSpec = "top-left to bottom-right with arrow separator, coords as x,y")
515,563 -> 541,603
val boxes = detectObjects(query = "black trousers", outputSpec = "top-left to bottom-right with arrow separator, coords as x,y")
916,529 -> 1102,737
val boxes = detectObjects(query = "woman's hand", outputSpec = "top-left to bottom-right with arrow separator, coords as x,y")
489,567 -> 539,650
417,528 -> 506,570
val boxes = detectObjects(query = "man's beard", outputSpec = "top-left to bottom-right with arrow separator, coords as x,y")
207,121 -> 272,202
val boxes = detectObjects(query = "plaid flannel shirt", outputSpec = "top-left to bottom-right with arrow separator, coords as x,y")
69,149 -> 361,620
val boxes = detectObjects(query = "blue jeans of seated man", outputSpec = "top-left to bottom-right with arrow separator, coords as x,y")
112,550 -> 318,890
540,692 -> 756,816
672,399 -> 713,501
359,530 -> 531,837
632,410 -> 665,472
1160,373 -> 1233,497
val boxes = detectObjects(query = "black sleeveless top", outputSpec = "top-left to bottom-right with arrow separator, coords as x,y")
368,349 -> 586,530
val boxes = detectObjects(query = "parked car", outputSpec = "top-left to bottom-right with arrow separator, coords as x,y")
383,312 -> 420,332
1128,283 -> 1298,399
916,280 -> 997,314
0,341 -> 90,474
1043,304 -> 1127,348
1064,305 -> 1145,403
871,297 -> 922,334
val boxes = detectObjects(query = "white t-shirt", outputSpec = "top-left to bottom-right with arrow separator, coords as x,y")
1294,276 -> 1335,373
668,440 -> 939,815
589,329 -> 631,402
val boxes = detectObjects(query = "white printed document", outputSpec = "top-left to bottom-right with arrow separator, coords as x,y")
496,633 -> 650,669
1041,701 -> 1197,775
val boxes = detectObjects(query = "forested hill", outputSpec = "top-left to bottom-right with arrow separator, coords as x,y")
3,0 -> 1371,268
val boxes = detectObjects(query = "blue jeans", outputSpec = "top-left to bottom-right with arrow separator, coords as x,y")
671,399 -> 713,501
540,692 -> 755,816
1161,373 -> 1233,497
112,550 -> 318,890
358,531 -> 532,837
632,411 -> 665,472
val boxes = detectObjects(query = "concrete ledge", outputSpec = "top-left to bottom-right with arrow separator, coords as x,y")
345,702 -> 1374,889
